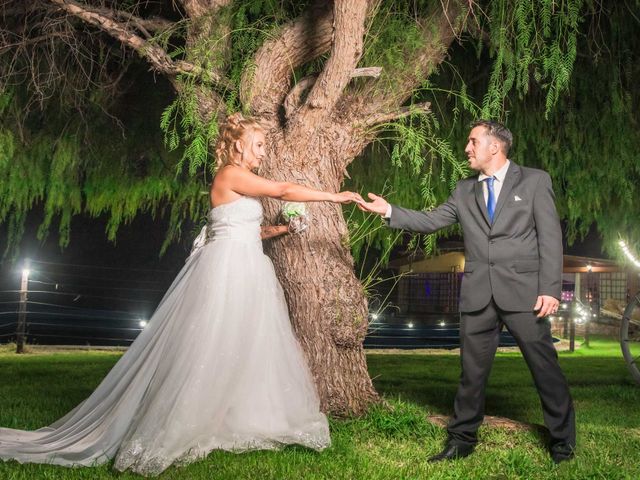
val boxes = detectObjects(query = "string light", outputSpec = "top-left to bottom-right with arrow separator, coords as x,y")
619,239 -> 640,268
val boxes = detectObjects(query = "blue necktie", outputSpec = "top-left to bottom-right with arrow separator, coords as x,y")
485,177 -> 496,222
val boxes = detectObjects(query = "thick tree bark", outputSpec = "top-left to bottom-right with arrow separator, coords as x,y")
260,124 -> 378,415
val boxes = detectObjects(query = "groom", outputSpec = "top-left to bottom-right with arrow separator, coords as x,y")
359,120 -> 575,463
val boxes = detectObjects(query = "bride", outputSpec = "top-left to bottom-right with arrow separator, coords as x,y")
0,113 -> 363,476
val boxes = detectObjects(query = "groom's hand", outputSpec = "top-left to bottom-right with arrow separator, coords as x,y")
357,193 -> 390,216
534,295 -> 559,318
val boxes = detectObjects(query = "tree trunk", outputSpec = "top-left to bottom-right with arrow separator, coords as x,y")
260,127 -> 378,415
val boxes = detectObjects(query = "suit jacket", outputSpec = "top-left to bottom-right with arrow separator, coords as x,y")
389,162 -> 563,312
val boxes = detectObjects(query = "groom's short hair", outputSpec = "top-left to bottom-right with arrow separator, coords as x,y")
471,120 -> 513,155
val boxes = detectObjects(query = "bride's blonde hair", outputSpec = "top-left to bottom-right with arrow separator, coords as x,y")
215,112 -> 264,169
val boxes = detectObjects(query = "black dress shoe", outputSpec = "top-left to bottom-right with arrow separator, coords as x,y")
550,443 -> 575,464
428,442 -> 475,462
551,449 -> 575,464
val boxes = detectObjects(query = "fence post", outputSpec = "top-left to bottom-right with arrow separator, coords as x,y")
570,273 -> 581,352
16,259 -> 30,354
569,317 -> 575,353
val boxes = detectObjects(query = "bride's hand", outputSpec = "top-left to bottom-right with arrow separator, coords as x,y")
333,191 -> 365,204
288,216 -> 309,234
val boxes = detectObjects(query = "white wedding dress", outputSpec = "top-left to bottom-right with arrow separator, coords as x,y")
0,196 -> 330,476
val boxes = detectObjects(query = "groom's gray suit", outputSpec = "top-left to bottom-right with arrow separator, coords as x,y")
388,161 -> 575,453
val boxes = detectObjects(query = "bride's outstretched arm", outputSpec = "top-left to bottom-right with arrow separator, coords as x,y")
220,166 -> 364,204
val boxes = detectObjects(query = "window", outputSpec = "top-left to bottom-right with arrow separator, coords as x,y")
599,272 -> 628,303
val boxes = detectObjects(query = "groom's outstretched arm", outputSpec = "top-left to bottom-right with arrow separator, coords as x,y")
359,189 -> 459,234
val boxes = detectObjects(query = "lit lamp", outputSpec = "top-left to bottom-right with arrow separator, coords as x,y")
16,259 -> 31,353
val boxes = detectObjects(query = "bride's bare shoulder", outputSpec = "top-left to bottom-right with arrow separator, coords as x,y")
215,165 -> 254,181
211,165 -> 259,200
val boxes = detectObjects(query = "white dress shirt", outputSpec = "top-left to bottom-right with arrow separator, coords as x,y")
478,159 -> 510,205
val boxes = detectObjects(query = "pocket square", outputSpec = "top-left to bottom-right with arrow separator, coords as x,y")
514,195 -> 522,201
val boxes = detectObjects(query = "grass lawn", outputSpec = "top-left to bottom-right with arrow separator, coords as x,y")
0,337 -> 638,479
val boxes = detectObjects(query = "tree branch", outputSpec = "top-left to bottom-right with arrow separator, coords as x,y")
176,0 -> 234,124
0,32 -> 73,53
109,11 -> 174,38
350,66 -> 382,79
240,0 -> 335,123
347,0 -> 468,126
359,101 -> 432,128
179,0 -> 229,19
284,67 -> 382,120
47,0 -> 232,89
302,0 -> 369,113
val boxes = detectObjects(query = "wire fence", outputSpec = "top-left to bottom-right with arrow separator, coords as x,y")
0,259 -> 178,347
0,259 -> 502,350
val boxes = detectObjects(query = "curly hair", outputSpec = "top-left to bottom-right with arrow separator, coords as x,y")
214,112 -> 264,169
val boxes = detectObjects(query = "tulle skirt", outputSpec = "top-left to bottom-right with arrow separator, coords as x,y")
0,237 -> 330,476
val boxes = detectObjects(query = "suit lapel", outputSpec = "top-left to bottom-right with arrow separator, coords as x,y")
492,162 -> 521,224
474,180 -> 491,226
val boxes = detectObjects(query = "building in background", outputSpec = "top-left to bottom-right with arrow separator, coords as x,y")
385,247 -> 639,336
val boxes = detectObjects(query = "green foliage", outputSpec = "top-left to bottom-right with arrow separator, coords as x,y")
510,76 -> 640,259
159,2 -> 302,178
481,0 -> 584,119
493,2 -> 640,260
361,2 -> 429,91
37,137 -> 83,246
349,1 -> 640,262
2,0 -> 639,266
0,81 -> 209,259
347,108 -> 469,262
162,79 -> 219,178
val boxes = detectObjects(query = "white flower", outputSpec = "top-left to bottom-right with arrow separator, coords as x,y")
281,202 -> 306,221
281,202 -> 310,234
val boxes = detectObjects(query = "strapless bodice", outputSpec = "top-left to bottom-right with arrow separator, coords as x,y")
205,196 -> 262,243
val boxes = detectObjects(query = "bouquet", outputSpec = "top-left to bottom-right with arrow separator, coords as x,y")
281,202 -> 310,234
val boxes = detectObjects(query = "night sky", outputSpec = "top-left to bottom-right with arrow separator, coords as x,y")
0,207 -> 190,345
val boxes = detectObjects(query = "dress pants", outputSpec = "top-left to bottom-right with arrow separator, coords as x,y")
447,298 -> 575,450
